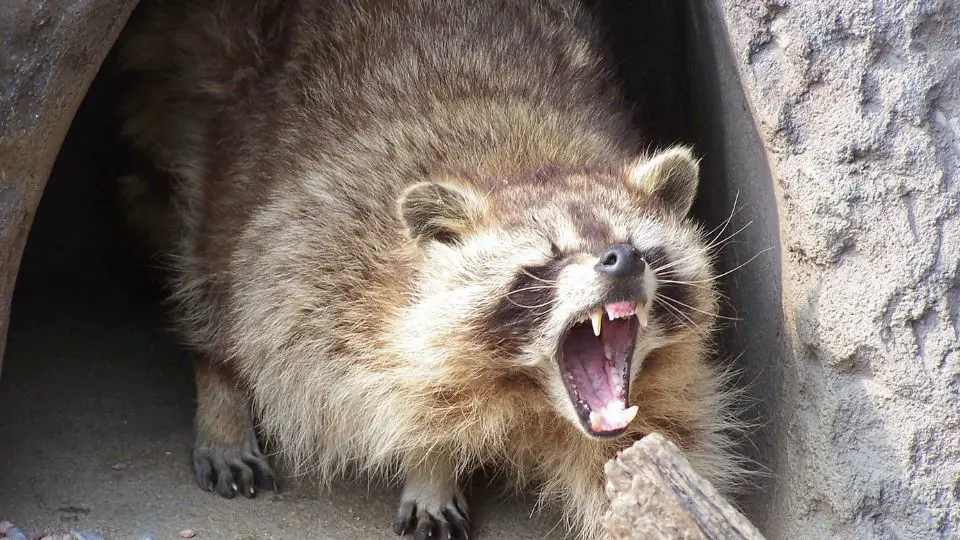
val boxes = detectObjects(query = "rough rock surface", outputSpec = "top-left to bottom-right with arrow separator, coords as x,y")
715,1 -> 960,538
0,0 -> 138,374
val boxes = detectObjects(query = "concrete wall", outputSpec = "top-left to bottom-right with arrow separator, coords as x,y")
690,1 -> 959,538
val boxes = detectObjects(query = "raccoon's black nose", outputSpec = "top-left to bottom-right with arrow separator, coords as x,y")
595,243 -> 646,278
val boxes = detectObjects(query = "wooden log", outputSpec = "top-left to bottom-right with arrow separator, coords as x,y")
602,433 -> 765,540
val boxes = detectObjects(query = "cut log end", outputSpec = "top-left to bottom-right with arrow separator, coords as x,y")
601,433 -> 765,540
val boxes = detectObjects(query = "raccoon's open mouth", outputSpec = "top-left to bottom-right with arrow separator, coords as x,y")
560,300 -> 644,438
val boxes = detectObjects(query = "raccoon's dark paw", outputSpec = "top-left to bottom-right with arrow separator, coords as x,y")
392,488 -> 471,540
191,438 -> 277,500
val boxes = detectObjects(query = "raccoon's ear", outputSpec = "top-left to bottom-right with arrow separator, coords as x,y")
398,181 -> 487,244
627,146 -> 700,216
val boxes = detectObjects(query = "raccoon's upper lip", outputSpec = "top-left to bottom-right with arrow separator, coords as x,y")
559,300 -> 647,438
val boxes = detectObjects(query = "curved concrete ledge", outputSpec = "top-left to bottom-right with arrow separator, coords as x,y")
0,0 -> 138,373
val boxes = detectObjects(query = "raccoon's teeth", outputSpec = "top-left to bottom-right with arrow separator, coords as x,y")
588,404 -> 640,432
636,307 -> 648,329
621,405 -> 640,425
591,309 -> 603,336
604,301 -> 638,320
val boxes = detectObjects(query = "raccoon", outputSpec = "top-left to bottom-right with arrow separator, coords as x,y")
117,0 -> 744,538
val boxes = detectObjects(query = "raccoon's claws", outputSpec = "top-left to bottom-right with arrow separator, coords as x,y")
392,492 -> 471,540
192,443 -> 277,499
393,501 -> 416,535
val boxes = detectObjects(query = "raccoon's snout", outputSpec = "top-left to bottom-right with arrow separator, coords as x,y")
594,243 -> 646,278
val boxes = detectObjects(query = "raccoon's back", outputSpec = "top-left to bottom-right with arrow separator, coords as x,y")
119,0 -> 640,298
121,0 -> 637,189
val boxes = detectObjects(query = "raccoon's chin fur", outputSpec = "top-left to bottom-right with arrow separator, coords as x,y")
559,300 -> 646,438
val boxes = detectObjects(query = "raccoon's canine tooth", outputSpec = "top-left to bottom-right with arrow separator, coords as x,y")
621,405 -> 639,424
635,307 -> 648,329
591,308 -> 603,336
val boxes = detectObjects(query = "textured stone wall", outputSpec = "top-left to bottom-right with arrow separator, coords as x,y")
703,1 -> 959,538
0,0 -> 139,375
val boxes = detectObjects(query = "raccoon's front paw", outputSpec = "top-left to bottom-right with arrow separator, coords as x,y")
392,483 -> 471,540
192,435 -> 277,499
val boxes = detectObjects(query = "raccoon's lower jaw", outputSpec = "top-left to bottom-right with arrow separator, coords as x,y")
560,301 -> 642,438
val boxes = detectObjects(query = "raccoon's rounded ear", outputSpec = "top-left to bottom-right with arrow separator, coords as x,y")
398,181 -> 487,244
626,146 -> 701,216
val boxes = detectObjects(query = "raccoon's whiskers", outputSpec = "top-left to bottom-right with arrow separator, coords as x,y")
704,220 -> 752,254
651,197 -> 747,277
656,277 -> 724,295
658,246 -> 774,284
658,293 -> 740,322
657,277 -> 734,307
655,296 -> 709,336
702,190 -> 742,248
505,297 -> 559,310
518,268 -> 560,285
485,285 -> 559,303
652,221 -> 750,277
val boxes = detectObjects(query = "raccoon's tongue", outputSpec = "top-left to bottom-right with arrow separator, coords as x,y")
561,311 -> 638,435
